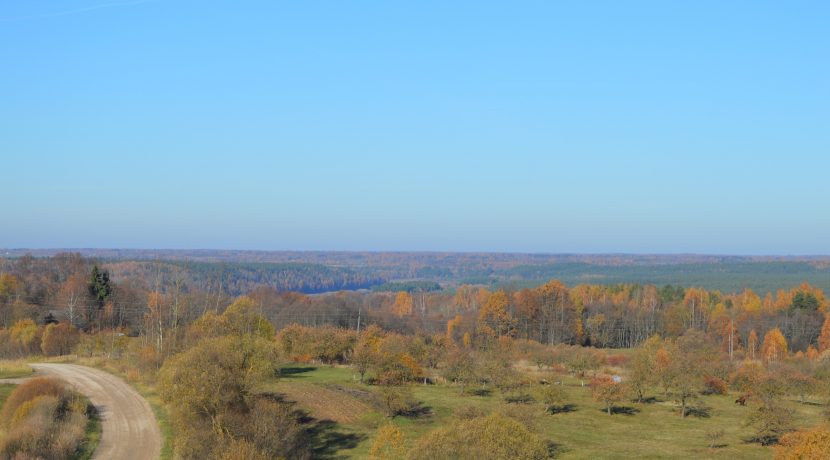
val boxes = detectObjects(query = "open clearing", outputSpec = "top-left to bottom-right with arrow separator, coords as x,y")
273,364 -> 825,459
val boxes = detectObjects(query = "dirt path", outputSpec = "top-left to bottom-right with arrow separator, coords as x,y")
25,364 -> 162,460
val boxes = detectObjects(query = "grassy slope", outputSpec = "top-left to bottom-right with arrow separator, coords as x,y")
271,365 -> 825,459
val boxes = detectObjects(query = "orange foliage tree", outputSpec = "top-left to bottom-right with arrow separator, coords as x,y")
818,314 -> 830,352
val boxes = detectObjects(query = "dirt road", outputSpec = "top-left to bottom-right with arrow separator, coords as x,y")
27,363 -> 161,460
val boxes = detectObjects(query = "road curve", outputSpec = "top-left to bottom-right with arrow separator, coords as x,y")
30,363 -> 161,460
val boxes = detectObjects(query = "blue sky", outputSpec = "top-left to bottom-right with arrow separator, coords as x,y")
1,1 -> 828,253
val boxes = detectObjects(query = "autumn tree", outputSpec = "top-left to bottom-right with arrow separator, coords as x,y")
775,425 -> 830,459
592,375 -> 627,415
9,319 -> 41,357
477,290 -> 515,338
158,335 -> 292,459
369,424 -> 405,460
57,273 -> 89,328
40,323 -> 80,357
536,383 -> 565,414
392,292 -> 413,317
747,374 -> 794,445
762,328 -> 788,362
818,314 -> 830,352
442,347 -> 476,394
661,330 -> 715,417
628,336 -> 660,403
748,329 -> 759,360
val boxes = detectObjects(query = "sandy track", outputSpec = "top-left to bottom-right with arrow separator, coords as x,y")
28,363 -> 161,460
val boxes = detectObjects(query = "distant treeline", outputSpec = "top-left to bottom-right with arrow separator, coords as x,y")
371,281 -> 442,293
4,250 -> 830,295
105,260 -> 386,295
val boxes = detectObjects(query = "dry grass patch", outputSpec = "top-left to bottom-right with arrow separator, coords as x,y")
276,381 -> 372,424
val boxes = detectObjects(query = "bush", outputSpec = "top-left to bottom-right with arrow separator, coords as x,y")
407,413 -> 549,460
702,375 -> 728,395
0,377 -> 90,459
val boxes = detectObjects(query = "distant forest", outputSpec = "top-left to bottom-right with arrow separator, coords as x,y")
2,249 -> 829,295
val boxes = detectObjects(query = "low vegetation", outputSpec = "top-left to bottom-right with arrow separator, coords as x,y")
0,377 -> 99,460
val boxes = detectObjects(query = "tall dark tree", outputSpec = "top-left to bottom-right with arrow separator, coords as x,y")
88,265 -> 112,308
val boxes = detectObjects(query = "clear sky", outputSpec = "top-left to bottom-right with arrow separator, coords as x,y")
1,1 -> 828,254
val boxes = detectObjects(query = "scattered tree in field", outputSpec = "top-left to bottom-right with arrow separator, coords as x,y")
706,429 -> 725,449
536,382 -> 566,413
591,375 -> 627,415
369,423 -> 405,460
762,328 -> 788,362
661,330 -> 714,417
377,385 -> 417,417
442,347 -> 476,394
746,375 -> 794,445
628,336 -> 659,402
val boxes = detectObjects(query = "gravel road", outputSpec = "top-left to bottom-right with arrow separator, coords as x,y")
27,363 -> 162,460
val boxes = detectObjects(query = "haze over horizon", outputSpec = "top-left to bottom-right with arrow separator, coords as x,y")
3,1 -> 829,254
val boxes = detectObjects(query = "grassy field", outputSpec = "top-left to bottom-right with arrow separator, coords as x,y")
269,364 -> 825,459
0,360 -> 34,379
0,383 -> 14,408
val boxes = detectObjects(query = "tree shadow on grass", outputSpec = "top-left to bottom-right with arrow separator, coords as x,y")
638,396 -> 661,404
685,406 -> 712,418
400,402 -> 433,418
549,404 -> 577,414
548,440 -> 569,458
468,388 -> 492,397
607,406 -> 640,416
504,393 -> 535,404
300,416 -> 366,459
279,366 -> 317,378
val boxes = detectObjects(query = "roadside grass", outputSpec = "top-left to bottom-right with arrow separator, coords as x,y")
0,383 -> 14,408
272,364 -> 827,459
71,401 -> 102,460
0,360 -> 34,379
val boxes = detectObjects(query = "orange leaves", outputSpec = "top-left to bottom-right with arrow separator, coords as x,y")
775,425 -> 830,460
818,314 -> 830,352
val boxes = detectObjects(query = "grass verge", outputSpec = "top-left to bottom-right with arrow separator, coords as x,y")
0,360 -> 34,379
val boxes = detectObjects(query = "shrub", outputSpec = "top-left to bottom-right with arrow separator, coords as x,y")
606,354 -> 629,367
407,413 -> 549,460
0,377 -> 89,459
702,375 -> 728,395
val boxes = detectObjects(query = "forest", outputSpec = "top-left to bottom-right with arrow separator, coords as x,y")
1,253 -> 830,459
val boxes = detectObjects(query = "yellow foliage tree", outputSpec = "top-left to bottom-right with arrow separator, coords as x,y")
369,423 -> 404,460
747,329 -> 759,360
391,292 -> 413,317
761,328 -> 788,362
